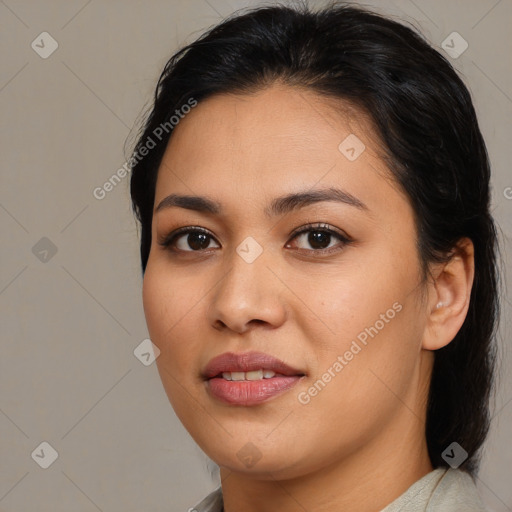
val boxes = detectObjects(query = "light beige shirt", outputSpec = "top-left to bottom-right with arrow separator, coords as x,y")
189,467 -> 487,511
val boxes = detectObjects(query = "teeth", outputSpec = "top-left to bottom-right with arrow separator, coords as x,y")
246,370 -> 263,381
220,370 -> 277,381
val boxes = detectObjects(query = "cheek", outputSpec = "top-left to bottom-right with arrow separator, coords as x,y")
142,266 -> 205,415
298,245 -> 423,395
296,258 -> 409,348
291,304 -> 423,460
142,261 -> 221,387
142,265 -> 197,364
142,266 -> 169,340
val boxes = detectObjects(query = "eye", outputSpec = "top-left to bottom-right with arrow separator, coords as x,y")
158,226 -> 220,252
158,223 -> 351,255
285,223 -> 351,254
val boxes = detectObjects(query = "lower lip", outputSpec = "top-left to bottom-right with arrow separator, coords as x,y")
207,376 -> 302,406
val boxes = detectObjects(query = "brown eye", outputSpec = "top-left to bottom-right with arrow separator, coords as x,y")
303,230 -> 333,250
178,232 -> 212,251
159,227 -> 220,252
286,223 -> 351,254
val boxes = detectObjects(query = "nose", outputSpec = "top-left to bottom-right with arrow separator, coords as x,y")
206,248 -> 288,334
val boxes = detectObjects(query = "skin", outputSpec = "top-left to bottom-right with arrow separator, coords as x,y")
142,83 -> 474,512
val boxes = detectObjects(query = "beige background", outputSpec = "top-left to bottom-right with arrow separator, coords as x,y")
1,0 -> 511,510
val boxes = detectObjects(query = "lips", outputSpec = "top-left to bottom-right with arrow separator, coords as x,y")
203,351 -> 306,406
202,351 -> 305,379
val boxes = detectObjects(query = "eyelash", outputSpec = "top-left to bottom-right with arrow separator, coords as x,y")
158,222 -> 352,256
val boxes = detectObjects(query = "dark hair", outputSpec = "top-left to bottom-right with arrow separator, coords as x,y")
129,1 -> 500,476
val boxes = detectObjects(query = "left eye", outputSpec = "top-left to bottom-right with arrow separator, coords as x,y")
286,225 -> 350,253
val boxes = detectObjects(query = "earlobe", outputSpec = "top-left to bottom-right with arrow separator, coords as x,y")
422,238 -> 475,351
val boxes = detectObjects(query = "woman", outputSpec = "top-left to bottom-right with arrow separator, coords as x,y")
129,2 -> 500,510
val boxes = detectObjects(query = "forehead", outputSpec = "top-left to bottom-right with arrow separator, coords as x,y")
164,84 -> 377,162
154,84 -> 408,219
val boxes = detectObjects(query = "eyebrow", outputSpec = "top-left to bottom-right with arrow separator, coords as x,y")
155,187 -> 369,217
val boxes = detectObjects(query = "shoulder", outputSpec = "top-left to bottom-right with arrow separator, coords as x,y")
188,469 -> 488,512
382,467 -> 488,512
428,468 -> 487,511
189,487 -> 223,512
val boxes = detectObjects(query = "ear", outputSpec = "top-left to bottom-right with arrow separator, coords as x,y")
422,237 -> 475,351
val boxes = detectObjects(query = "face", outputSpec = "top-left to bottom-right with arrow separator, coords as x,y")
143,84 -> 433,479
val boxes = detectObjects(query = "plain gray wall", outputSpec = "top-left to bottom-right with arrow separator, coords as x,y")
1,0 -> 510,510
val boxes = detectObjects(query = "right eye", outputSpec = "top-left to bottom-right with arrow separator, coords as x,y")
159,227 -> 221,253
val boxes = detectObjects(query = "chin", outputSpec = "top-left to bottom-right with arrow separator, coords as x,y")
198,437 -> 311,479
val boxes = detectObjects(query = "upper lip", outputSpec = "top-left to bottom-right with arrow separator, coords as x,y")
203,351 -> 305,379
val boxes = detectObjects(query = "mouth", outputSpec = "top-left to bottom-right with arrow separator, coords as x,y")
216,369 -> 284,380
203,351 -> 306,406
